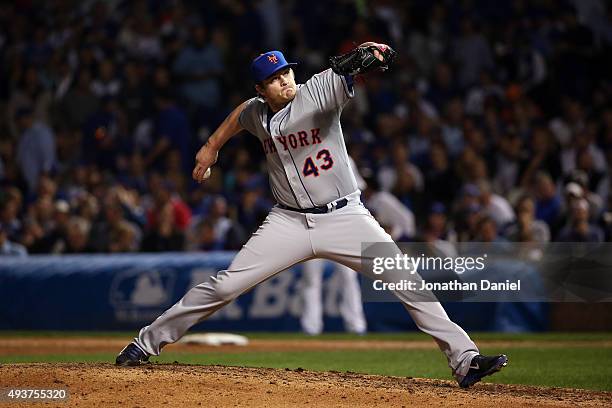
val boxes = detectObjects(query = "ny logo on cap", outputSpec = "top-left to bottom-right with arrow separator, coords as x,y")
268,54 -> 279,64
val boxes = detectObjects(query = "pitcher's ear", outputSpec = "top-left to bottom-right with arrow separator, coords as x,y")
255,83 -> 264,98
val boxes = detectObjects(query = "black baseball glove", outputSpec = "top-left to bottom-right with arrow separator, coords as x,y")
329,42 -> 396,76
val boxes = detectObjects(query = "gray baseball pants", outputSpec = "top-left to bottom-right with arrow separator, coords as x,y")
134,195 -> 479,378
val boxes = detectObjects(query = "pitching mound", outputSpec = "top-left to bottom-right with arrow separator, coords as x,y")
1,363 -> 611,407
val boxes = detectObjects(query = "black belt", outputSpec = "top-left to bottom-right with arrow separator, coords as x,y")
279,198 -> 348,214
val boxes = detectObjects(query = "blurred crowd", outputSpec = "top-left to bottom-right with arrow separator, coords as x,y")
1,0 -> 611,256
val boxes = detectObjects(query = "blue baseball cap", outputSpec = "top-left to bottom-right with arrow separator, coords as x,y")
462,183 -> 481,197
430,202 -> 446,215
250,51 -> 297,82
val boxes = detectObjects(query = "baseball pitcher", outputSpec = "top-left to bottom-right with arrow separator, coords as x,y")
116,43 -> 507,388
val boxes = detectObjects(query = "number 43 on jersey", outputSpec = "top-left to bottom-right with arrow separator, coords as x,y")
303,149 -> 334,177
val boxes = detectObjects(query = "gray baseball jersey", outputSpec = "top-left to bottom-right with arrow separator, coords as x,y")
239,69 -> 358,208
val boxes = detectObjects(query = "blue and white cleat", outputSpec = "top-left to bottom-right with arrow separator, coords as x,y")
458,354 -> 508,388
115,342 -> 150,366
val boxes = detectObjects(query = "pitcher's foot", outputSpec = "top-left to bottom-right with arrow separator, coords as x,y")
115,343 -> 150,366
458,354 -> 508,388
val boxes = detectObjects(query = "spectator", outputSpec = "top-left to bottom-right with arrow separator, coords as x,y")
19,218 -> 45,254
58,69 -> 100,130
237,178 -> 272,235
453,183 -> 484,241
363,174 -> 416,241
187,195 -> 245,251
425,62 -> 459,113
0,187 -> 23,240
378,141 -> 424,193
557,198 -> 604,242
15,107 -> 56,195
41,199 -> 72,254
492,129 -> 525,196
0,130 -> 15,183
408,114 -> 437,165
173,24 -> 223,111
505,195 -> 551,243
440,97 -> 465,157
7,66 -> 53,138
62,216 -> 94,253
549,98 -> 586,148
424,141 -> 459,207
81,96 -> 127,170
109,220 -> 140,253
145,89 -> 192,173
0,222 -> 27,256
391,165 -> 422,212
477,180 -> 515,229
561,178 -> 604,224
420,202 -> 457,243
455,147 -> 487,184
117,153 -> 148,194
22,194 -> 56,253
575,147 -> 607,197
23,26 -> 53,68
190,218 -> 219,251
464,70 -> 504,116
73,192 -> 100,225
532,172 -> 562,229
91,59 -> 121,98
455,202 -> 483,243
142,199 -> 185,252
463,123 -> 489,158
91,196 -> 141,252
519,126 -> 562,188
476,216 -> 506,242
561,123 -> 607,177
118,15 -> 163,61
117,60 -> 151,134
394,83 -> 439,125
452,18 -> 494,89
208,196 -> 245,249
145,176 -> 191,235
599,192 -> 612,241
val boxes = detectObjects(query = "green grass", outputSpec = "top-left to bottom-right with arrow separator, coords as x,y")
1,332 -> 611,391
1,330 -> 611,341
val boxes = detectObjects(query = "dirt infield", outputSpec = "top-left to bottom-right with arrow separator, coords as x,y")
2,337 -> 612,355
1,363 -> 611,407
1,337 -> 612,407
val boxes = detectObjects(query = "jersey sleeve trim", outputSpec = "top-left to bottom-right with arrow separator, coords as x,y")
343,75 -> 355,95
339,74 -> 355,101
